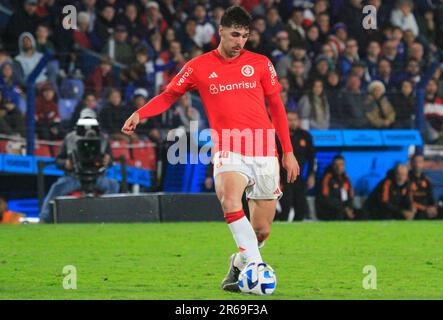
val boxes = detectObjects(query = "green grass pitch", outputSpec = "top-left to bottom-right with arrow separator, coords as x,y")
0,221 -> 442,300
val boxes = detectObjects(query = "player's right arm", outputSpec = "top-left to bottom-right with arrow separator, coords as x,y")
122,61 -> 197,136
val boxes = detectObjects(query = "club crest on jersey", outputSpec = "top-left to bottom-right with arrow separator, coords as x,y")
241,65 -> 254,77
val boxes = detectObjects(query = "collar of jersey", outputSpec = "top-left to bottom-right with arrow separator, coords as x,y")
212,49 -> 245,64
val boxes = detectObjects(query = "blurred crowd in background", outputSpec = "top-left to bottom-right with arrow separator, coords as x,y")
1,0 -> 443,222
1,0 -> 443,144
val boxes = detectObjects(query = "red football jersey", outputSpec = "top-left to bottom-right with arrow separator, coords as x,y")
166,49 -> 283,157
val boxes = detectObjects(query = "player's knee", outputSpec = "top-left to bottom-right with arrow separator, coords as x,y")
219,194 -> 243,213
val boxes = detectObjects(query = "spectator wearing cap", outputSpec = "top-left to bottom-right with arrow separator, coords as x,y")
94,5 -> 116,46
70,93 -> 98,130
2,0 -> 42,54
391,80 -> 416,129
390,0 -> 419,37
298,79 -> 330,130
286,7 -> 306,48
365,80 -> 396,129
337,38 -> 360,77
327,23 -> 347,57
73,11 -> 101,51
141,1 -> 168,36
102,24 -> 134,66
35,82 -> 62,140
271,31 -> 290,64
84,56 -> 115,98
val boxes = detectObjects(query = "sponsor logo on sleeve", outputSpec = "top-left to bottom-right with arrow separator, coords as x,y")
176,67 -> 193,86
268,61 -> 277,85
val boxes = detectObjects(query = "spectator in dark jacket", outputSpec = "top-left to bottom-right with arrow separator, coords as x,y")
101,24 -> 134,67
35,82 -> 61,140
409,154 -> 438,220
99,88 -> 135,142
94,5 -> 116,47
2,0 -> 43,54
277,111 -> 316,221
365,164 -> 415,220
316,155 -> 356,221
0,96 -> 25,137
341,75 -> 369,129
391,80 -> 415,128
84,56 -> 115,98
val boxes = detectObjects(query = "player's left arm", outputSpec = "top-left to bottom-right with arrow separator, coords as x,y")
261,57 -> 299,183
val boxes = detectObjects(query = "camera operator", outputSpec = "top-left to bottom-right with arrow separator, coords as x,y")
39,110 -> 119,223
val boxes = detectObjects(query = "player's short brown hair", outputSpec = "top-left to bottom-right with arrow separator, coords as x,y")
220,6 -> 252,30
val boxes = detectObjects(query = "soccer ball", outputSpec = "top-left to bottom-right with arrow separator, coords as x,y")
238,262 -> 277,295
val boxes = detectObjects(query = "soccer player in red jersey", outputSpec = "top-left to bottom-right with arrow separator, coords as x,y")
122,6 -> 299,293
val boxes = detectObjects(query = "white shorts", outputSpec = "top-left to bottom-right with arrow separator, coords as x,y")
213,151 -> 282,200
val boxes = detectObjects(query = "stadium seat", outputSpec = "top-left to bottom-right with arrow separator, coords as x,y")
131,142 -> 157,170
0,139 -> 8,153
58,98 -> 79,121
60,79 -> 85,100
111,140 -> 131,162
34,144 -> 51,157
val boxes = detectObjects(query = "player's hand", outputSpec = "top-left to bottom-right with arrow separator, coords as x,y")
282,152 -> 300,183
122,112 -> 140,136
